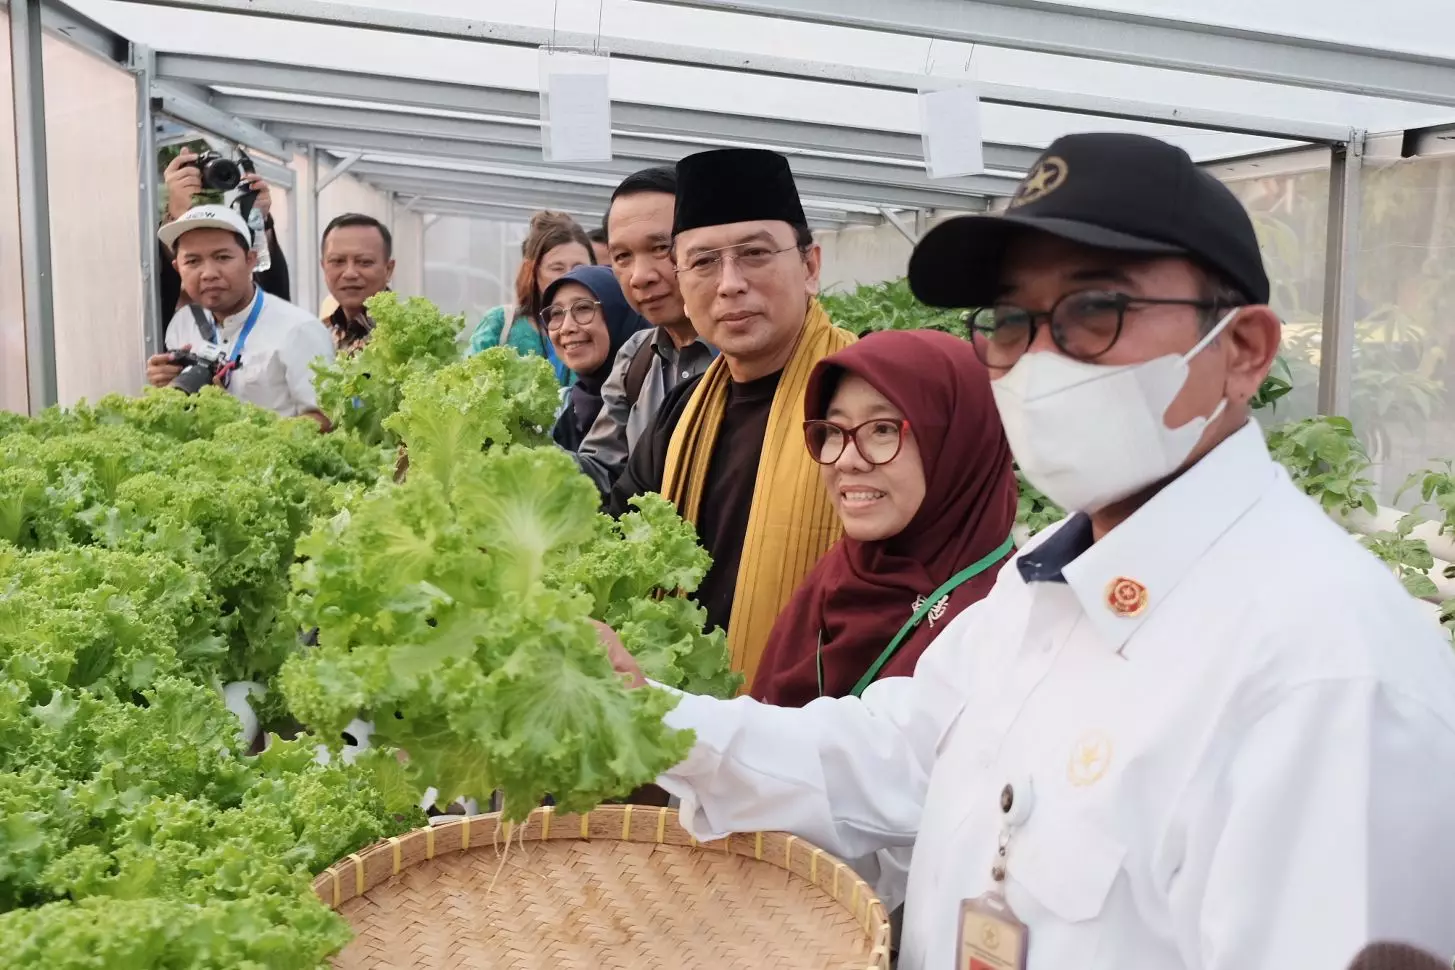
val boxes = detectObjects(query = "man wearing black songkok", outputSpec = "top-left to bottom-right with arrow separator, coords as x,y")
609,148 -> 856,689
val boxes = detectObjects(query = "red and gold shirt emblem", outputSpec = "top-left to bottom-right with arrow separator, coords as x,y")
1105,577 -> 1148,617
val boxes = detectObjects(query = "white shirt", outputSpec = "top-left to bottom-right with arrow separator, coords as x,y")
165,288 -> 335,418
658,421 -> 1455,970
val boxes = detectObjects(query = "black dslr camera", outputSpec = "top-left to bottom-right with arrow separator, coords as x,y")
168,342 -> 229,395
187,151 -> 245,192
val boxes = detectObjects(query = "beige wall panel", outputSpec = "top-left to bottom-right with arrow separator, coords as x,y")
43,33 -> 144,407
0,12 -> 27,413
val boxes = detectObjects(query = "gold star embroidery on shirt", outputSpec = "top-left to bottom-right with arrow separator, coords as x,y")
1067,730 -> 1113,787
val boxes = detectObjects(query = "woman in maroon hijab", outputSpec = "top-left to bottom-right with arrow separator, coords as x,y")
751,329 -> 1019,706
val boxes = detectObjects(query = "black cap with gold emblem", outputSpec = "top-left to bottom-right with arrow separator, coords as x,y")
907,132 -> 1270,310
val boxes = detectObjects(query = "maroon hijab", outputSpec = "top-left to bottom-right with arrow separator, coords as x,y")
751,329 -> 1018,707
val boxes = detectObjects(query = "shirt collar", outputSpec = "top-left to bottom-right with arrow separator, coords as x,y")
1017,514 -> 1094,584
329,288 -> 388,331
215,286 -> 261,336
650,328 -> 716,361
1025,420 -> 1279,652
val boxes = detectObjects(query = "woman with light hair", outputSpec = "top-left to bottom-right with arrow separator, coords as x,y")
467,211 -> 596,385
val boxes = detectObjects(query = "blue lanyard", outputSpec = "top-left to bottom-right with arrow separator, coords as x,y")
832,533 -> 1018,699
223,287 -> 265,365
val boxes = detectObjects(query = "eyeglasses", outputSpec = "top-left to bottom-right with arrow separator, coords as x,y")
966,290 -> 1238,370
803,419 -> 909,466
540,298 -> 601,332
675,244 -> 801,282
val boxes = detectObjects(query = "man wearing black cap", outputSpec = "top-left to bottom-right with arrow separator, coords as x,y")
606,134 -> 1455,969
609,147 -> 857,688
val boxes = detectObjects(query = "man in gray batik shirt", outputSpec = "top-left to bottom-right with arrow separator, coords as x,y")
575,166 -> 716,499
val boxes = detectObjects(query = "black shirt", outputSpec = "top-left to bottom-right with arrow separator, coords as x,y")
609,369 -> 783,636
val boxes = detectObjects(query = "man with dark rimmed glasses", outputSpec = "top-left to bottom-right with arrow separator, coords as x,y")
605,132 -> 1455,970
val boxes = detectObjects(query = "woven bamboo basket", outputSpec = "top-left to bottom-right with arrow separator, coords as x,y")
312,804 -> 891,969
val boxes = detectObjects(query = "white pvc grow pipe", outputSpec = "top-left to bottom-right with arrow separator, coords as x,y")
1341,505 -> 1455,604
222,680 -> 264,747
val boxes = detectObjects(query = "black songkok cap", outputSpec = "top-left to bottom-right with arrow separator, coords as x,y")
673,148 -> 808,236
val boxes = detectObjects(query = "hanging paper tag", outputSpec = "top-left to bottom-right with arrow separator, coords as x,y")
920,85 -> 986,180
539,47 -> 612,163
956,893 -> 1029,970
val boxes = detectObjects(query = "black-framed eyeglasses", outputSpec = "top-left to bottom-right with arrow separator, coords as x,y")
966,290 -> 1239,370
803,419 -> 910,466
674,244 -> 801,281
540,298 -> 601,332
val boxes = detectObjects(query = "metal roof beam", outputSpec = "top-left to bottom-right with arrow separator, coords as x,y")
363,173 -> 883,226
411,199 -> 595,223
365,179 -> 611,214
266,123 -> 987,211
32,0 -> 128,62
123,0 -> 1354,144
350,163 -> 618,202
151,80 -> 288,159
350,161 -> 886,220
407,194 -> 599,219
157,53 -> 1041,172
415,197 -> 846,231
648,0 -> 1455,108
218,94 -> 1018,198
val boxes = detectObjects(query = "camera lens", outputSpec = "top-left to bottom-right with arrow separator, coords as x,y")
169,361 -> 216,395
200,157 -> 242,191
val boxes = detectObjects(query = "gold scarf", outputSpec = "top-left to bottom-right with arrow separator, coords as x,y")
663,299 -> 857,688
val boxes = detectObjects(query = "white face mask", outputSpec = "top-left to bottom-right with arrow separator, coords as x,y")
990,308 -> 1239,514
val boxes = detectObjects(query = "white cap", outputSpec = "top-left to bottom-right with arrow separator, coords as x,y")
158,204 -> 252,252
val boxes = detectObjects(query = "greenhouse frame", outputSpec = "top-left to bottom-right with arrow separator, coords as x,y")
5,0 -> 1455,484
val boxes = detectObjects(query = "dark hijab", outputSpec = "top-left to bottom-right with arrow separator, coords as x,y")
542,266 -> 649,451
751,329 -> 1019,707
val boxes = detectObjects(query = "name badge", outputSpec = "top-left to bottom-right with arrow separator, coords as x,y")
957,893 -> 1028,970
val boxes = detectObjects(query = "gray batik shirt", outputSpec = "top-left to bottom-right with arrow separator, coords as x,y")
574,327 -> 716,500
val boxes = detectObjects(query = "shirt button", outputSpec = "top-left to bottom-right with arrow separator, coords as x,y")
681,370 -> 690,379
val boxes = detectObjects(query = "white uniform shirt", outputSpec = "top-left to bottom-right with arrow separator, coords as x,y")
658,421 -> 1455,970
165,288 -> 335,418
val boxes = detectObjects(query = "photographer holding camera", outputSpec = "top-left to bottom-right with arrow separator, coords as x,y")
146,205 -> 333,429
156,147 -> 290,318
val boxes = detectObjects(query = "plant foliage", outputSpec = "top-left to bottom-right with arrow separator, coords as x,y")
0,393 -> 413,968
1264,416 -> 1378,518
819,278 -> 967,338
283,350 -> 737,821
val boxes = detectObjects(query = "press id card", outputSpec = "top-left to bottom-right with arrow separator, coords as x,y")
957,893 -> 1029,970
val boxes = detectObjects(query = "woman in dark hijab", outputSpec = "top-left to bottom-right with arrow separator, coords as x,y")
751,328 -> 1019,706
540,266 -> 649,452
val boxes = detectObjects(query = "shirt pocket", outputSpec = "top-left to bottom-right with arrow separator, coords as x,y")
235,348 -> 289,411
1008,808 -> 1125,923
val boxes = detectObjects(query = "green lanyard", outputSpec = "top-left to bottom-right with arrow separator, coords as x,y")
826,534 -> 1016,699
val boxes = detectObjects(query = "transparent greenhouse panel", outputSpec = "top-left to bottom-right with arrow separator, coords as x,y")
390,210 -> 425,302
422,216 -> 530,325
817,225 -> 917,294
1221,161 -> 1331,430
1349,156 -> 1455,507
